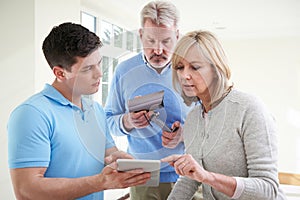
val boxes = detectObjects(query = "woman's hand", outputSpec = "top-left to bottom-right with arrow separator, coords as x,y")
161,154 -> 208,182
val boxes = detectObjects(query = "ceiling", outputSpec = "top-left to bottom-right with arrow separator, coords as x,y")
85,0 -> 300,39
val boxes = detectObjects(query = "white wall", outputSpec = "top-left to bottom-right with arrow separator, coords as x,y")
0,0 -> 80,199
222,37 -> 300,172
0,1 -> 35,199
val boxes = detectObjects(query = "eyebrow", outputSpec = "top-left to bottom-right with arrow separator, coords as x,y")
82,57 -> 103,69
146,35 -> 172,41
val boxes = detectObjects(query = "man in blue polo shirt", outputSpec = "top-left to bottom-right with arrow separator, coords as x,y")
7,22 -> 150,200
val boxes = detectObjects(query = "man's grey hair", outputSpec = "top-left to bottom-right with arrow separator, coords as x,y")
140,1 -> 179,28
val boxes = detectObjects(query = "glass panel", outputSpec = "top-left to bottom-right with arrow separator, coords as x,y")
102,56 -> 109,82
113,58 -> 118,72
113,25 -> 123,48
80,11 -> 96,33
101,20 -> 112,45
126,31 -> 134,51
102,84 -> 108,106
136,34 -> 142,52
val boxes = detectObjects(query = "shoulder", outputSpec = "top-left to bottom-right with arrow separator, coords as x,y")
11,92 -> 48,115
114,53 -> 143,73
227,89 -> 266,109
226,89 -> 274,123
186,105 -> 201,120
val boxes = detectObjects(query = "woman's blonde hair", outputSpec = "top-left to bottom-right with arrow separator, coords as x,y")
171,30 -> 232,106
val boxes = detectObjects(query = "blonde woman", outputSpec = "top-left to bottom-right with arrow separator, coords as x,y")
162,31 -> 286,200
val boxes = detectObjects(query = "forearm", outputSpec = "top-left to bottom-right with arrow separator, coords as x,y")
168,176 -> 199,200
201,171 -> 236,198
11,171 -> 105,200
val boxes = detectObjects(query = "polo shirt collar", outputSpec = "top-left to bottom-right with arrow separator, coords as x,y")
41,84 -> 73,107
42,84 -> 94,112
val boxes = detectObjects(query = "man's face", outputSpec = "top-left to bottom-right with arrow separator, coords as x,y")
63,49 -> 103,97
140,19 -> 178,69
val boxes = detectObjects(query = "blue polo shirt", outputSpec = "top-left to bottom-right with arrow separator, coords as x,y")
8,84 -> 115,200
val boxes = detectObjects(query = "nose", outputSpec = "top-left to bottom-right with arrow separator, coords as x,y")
94,66 -> 102,79
181,68 -> 191,80
153,42 -> 163,55
185,73 -> 192,80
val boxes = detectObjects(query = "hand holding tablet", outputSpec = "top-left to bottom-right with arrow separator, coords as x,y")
116,159 -> 161,187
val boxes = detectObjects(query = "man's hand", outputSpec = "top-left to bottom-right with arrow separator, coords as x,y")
123,111 -> 152,131
161,121 -> 183,148
99,162 -> 151,190
105,150 -> 134,165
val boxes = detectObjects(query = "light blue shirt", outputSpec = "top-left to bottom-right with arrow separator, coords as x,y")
8,84 -> 115,200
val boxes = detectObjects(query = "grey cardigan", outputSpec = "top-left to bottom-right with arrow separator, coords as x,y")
167,90 -> 286,200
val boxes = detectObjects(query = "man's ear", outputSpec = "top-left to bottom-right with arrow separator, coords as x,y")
139,28 -> 143,39
53,66 -> 65,80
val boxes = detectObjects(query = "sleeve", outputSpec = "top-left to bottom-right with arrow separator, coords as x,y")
7,105 -> 51,169
104,67 -> 128,136
167,176 -> 200,200
238,96 -> 281,200
231,177 -> 245,199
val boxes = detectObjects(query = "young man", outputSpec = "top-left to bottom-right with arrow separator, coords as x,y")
7,22 -> 150,200
105,1 -> 190,199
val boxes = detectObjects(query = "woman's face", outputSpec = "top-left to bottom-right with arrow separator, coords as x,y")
175,44 -> 215,99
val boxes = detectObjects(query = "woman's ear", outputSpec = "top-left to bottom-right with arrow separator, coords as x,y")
53,66 -> 65,80
176,29 -> 179,40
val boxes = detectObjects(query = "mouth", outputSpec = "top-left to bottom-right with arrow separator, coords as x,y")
182,84 -> 194,88
92,80 -> 100,87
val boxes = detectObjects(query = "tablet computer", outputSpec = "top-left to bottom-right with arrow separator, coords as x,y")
127,90 -> 164,113
116,159 -> 161,187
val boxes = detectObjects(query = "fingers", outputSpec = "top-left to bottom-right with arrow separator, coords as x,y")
162,130 -> 177,140
114,171 -> 151,188
162,135 -> 178,148
172,121 -> 181,130
161,154 -> 196,176
105,151 -> 134,164
122,172 -> 151,187
106,162 -> 118,170
102,165 -> 151,189
172,154 -> 197,176
174,158 -> 190,176
161,122 -> 182,148
129,111 -> 151,128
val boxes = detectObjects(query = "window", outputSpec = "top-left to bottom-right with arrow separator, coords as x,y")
113,25 -> 123,48
80,11 -> 96,33
126,31 -> 134,51
82,13 -> 140,106
101,20 -> 112,45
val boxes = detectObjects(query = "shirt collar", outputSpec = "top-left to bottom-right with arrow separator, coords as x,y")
42,84 -> 93,111
42,84 -> 71,106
